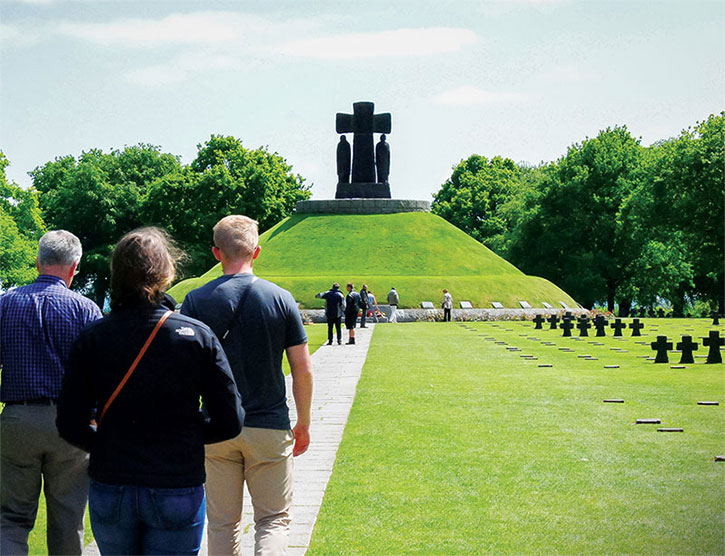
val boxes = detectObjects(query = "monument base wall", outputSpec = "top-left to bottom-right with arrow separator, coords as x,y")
335,182 -> 391,199
295,198 -> 430,215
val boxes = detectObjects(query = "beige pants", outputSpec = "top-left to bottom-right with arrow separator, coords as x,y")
205,427 -> 294,556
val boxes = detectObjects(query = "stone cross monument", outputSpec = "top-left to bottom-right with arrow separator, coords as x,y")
335,101 -> 392,199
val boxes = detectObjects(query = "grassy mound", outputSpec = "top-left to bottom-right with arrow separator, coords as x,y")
169,212 -> 578,308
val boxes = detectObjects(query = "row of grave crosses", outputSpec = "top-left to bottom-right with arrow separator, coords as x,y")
532,313 -> 645,338
650,331 -> 723,365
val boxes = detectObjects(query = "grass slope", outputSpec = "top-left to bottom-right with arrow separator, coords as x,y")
169,212 -> 577,309
308,319 -> 724,554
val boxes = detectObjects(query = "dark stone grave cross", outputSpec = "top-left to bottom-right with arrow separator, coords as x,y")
577,316 -> 591,337
336,101 -> 391,184
560,318 -> 574,337
651,335 -> 673,364
533,314 -> 546,330
703,331 -> 724,364
547,314 -> 559,330
610,318 -> 626,337
593,315 -> 608,337
630,319 -> 644,337
676,336 -> 698,364
711,311 -> 720,326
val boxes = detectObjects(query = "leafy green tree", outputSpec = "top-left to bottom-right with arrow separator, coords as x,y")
143,135 -> 311,276
0,153 -> 46,288
507,127 -> 645,310
432,155 -> 520,253
32,144 -> 181,305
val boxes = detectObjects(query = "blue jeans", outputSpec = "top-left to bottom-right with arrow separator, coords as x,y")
89,480 -> 205,555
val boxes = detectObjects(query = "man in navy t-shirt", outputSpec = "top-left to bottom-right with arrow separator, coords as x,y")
181,215 -> 313,556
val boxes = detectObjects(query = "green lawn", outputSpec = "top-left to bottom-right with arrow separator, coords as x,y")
308,319 -> 725,554
169,213 -> 578,309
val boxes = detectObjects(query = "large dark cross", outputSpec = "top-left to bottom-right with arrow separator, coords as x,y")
336,101 -> 391,184
547,314 -> 559,330
651,335 -> 673,363
593,315 -> 608,337
560,318 -> 574,337
577,316 -> 591,337
533,314 -> 545,330
611,318 -> 626,337
630,318 -> 644,337
676,336 -> 698,364
703,331 -> 724,364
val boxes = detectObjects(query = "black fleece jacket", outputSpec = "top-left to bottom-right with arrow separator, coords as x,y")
57,303 -> 243,488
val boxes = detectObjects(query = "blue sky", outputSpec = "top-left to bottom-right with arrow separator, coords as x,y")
2,0 -> 723,201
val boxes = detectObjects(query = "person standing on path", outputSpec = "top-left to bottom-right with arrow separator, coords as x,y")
57,227 -> 243,556
0,230 -> 102,556
359,284 -> 369,328
316,283 -> 345,345
181,215 -> 313,556
367,290 -> 379,323
442,289 -> 453,322
345,283 -> 361,345
387,287 -> 399,323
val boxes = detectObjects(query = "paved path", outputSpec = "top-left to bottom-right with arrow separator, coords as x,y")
83,324 -> 374,555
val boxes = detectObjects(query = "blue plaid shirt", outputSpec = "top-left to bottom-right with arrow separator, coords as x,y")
0,275 -> 102,402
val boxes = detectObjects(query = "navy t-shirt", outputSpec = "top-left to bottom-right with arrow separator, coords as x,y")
181,273 -> 307,430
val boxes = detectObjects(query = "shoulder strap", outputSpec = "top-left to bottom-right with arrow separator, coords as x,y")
222,276 -> 258,340
98,310 -> 173,425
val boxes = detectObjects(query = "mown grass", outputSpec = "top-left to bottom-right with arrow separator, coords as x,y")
24,324 -> 328,555
169,212 -> 578,309
308,318 -> 725,554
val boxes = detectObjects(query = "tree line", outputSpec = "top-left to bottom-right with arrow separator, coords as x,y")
431,112 -> 724,316
0,135 -> 310,305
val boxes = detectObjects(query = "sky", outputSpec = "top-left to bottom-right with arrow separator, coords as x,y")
2,0 -> 723,202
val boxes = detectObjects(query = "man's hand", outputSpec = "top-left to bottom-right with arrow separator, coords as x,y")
292,423 -> 310,456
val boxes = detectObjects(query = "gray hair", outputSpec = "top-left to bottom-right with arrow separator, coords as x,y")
37,230 -> 82,267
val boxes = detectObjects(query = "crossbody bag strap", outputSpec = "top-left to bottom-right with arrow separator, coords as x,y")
221,276 -> 258,340
97,310 -> 173,425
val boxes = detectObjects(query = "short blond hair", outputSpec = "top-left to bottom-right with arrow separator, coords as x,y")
213,215 -> 259,260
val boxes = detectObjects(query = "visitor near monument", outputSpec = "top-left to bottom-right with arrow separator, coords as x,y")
0,230 -> 102,556
180,215 -> 313,556
316,283 -> 346,345
345,283 -> 361,344
359,284 -> 370,328
442,289 -> 453,322
387,287 -> 399,323
56,227 -> 243,556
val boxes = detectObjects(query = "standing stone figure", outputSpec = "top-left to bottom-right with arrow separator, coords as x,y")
336,135 -> 351,184
376,134 -> 390,184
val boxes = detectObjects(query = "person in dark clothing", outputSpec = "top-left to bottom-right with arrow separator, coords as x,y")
345,283 -> 361,345
359,284 -> 370,328
57,227 -> 243,556
316,283 -> 345,345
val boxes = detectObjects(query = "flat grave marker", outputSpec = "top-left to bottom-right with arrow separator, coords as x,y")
559,301 -> 570,309
636,419 -> 661,424
658,428 -> 684,432
603,399 -> 624,403
697,401 -> 719,406
491,301 -> 504,309
542,302 -> 554,309
459,301 -> 473,309
420,301 -> 435,309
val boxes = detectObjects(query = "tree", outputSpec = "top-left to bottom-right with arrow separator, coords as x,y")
0,152 -> 45,288
143,135 -> 311,276
432,155 -> 520,253
507,127 -> 645,311
32,144 -> 181,305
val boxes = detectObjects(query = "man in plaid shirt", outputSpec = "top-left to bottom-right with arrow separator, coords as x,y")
0,230 -> 101,555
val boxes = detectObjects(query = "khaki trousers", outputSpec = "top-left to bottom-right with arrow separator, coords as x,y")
205,427 -> 294,556
0,404 -> 89,556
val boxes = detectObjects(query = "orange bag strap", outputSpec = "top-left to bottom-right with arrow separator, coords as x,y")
97,310 -> 173,425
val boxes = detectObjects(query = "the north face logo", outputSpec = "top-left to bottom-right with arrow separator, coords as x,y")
175,327 -> 195,337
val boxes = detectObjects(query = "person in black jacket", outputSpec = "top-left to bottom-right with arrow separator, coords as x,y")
57,227 -> 243,556
344,283 -> 361,345
316,283 -> 346,345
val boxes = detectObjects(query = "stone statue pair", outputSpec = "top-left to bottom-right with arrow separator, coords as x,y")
337,134 -> 389,185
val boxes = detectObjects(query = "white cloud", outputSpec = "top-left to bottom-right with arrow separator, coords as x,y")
276,27 -> 477,59
434,86 -> 528,105
126,51 -> 243,86
552,65 -> 582,82
0,23 -> 41,46
55,11 -> 280,47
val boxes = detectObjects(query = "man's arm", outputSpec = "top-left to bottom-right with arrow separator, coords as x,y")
286,342 -> 313,457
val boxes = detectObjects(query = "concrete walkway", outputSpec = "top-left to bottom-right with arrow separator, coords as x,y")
83,324 -> 373,555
